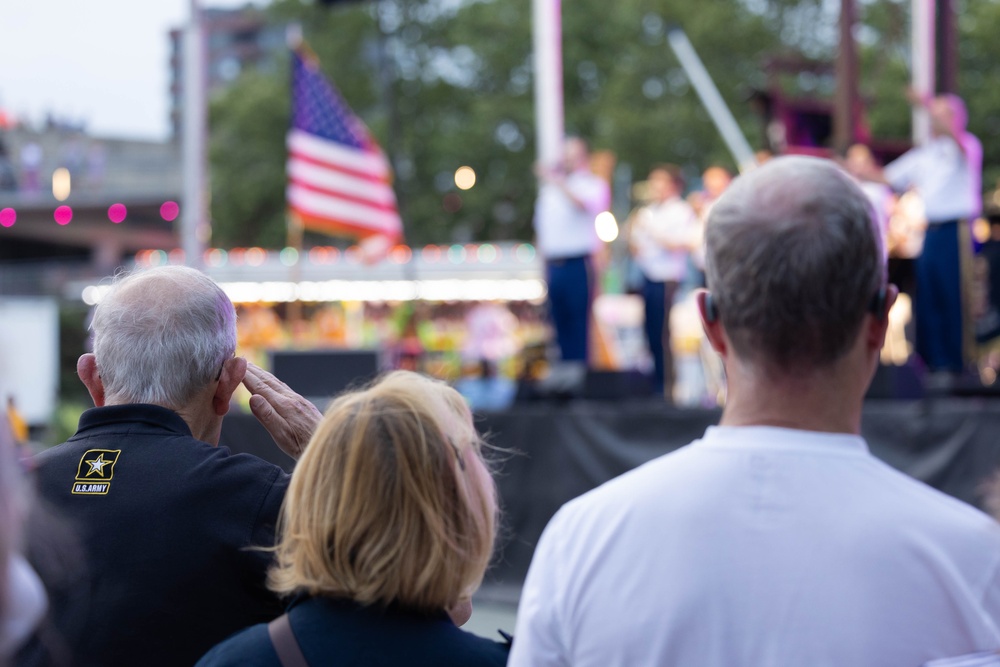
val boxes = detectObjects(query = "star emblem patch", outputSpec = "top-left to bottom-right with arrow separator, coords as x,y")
72,449 -> 121,495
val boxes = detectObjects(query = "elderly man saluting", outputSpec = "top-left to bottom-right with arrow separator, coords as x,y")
26,266 -> 321,667
510,157 -> 1000,667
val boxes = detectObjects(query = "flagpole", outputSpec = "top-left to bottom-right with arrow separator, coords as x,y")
286,24 -> 305,337
286,210 -> 304,336
375,1 -> 415,284
181,0 -> 207,268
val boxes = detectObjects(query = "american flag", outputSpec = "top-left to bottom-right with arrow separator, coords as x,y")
287,50 -> 402,240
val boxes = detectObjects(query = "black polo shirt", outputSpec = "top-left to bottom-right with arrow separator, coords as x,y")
29,404 -> 289,667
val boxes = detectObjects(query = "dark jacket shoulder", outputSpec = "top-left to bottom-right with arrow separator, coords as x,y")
196,597 -> 510,667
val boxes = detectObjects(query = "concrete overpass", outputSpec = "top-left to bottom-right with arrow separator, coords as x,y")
0,190 -> 180,268
0,127 -> 182,295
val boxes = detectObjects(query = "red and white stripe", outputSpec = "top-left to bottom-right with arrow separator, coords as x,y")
286,129 -> 402,238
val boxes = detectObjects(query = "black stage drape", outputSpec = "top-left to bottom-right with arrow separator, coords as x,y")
221,398 -> 1000,590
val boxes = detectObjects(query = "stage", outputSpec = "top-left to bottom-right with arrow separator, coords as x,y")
220,396 -> 1000,590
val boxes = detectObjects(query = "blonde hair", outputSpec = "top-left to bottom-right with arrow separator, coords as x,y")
269,371 -> 498,612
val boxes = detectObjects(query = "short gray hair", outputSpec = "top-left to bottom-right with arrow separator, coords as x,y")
705,156 -> 884,371
91,266 -> 237,409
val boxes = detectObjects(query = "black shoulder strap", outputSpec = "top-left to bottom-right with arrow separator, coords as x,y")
267,613 -> 310,667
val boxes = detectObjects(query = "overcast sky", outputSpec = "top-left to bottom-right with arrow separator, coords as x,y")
0,0 -> 261,141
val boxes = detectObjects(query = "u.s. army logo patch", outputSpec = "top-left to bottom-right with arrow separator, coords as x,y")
71,449 -> 121,495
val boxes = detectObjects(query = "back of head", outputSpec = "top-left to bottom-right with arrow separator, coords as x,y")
845,144 -> 877,176
91,266 -> 237,409
650,163 -> 684,194
269,371 -> 497,613
563,136 -> 590,171
702,165 -> 732,198
704,156 -> 884,372
940,93 -> 968,133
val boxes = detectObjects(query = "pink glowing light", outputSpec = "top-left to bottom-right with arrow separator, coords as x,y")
160,201 -> 180,222
0,208 -> 15,228
54,206 -> 73,225
108,203 -> 127,224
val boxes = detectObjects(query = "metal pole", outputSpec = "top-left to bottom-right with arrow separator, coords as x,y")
181,0 -> 207,267
532,0 -> 564,169
912,0 -> 935,144
666,28 -> 756,172
833,0 -> 859,152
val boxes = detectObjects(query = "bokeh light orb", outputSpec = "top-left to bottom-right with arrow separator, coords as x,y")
389,245 -> 413,264
54,206 -> 73,225
421,245 -> 443,262
595,211 -> 619,243
515,243 -> 536,262
477,243 -> 498,263
108,203 -> 127,224
0,208 -> 15,228
160,201 -> 180,222
205,248 -> 228,267
448,244 -> 467,264
454,166 -> 476,190
246,247 -> 267,266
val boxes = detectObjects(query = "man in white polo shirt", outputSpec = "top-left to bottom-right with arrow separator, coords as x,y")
629,164 -> 699,399
885,93 -> 982,380
533,137 -> 611,364
510,156 -> 1000,667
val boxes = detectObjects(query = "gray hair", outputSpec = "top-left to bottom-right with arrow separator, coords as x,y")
91,266 -> 237,409
704,156 -> 884,371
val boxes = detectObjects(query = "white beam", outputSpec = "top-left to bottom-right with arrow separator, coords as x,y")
532,0 -> 564,168
912,0 -> 935,144
667,28 -> 756,172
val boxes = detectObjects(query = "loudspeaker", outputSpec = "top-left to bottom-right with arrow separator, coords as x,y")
269,349 -> 380,400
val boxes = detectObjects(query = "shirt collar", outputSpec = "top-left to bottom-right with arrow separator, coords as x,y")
73,404 -> 194,439
699,425 -> 869,456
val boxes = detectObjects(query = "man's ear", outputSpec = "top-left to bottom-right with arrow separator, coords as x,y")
77,354 -> 106,407
867,283 -> 900,349
212,357 -> 248,417
696,289 -> 728,358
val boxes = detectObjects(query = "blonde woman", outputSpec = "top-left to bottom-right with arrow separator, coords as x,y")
198,371 -> 508,666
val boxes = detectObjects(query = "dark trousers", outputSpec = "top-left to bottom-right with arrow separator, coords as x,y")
916,221 -> 965,372
643,278 -> 679,395
546,256 -> 591,362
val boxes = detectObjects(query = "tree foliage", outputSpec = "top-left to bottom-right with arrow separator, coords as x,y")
208,0 -> 1000,248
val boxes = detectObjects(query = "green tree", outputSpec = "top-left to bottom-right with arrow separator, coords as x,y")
210,69 -> 290,248
214,0 -> 993,248
958,0 -> 1000,191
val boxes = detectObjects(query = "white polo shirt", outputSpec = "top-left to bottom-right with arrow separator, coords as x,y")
630,197 -> 699,283
534,170 -> 611,260
510,426 -> 1000,667
885,133 -> 982,223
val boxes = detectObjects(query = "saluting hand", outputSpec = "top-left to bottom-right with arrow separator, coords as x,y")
242,363 -> 322,461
